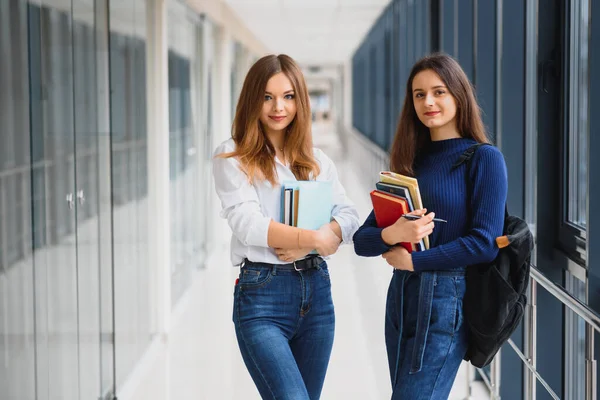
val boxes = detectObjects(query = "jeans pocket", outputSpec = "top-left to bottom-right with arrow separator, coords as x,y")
430,279 -> 459,336
238,267 -> 273,289
453,277 -> 466,332
453,298 -> 463,334
317,262 -> 331,280
232,285 -> 238,323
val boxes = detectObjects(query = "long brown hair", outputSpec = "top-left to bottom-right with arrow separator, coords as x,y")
217,54 -> 319,185
389,53 -> 489,176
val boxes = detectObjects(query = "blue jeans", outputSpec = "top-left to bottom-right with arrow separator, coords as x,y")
385,269 -> 468,400
233,260 -> 335,400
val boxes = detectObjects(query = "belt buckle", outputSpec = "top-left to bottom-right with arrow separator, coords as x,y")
293,260 -> 302,271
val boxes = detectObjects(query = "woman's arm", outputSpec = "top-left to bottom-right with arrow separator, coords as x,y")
213,146 -> 340,255
410,146 -> 508,272
354,209 -> 433,257
317,149 -> 361,244
267,219 -> 340,254
273,220 -> 341,262
353,210 -> 393,256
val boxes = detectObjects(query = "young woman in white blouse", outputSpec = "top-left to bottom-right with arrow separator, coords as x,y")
213,54 -> 359,400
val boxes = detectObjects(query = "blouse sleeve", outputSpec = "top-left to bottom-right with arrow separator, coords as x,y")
316,148 -> 360,244
212,145 -> 271,248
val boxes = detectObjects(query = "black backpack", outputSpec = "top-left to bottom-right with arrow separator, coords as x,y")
453,143 -> 535,368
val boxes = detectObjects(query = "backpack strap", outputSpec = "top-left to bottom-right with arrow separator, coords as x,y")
453,142 -> 509,220
451,143 -> 491,169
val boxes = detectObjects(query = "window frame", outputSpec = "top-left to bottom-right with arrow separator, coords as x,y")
558,0 -> 589,268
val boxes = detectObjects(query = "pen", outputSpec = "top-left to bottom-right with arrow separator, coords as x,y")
401,214 -> 447,223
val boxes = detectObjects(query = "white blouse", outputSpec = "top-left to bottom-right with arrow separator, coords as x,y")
213,138 -> 360,266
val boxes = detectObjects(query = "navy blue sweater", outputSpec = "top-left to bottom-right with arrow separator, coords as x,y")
353,138 -> 508,272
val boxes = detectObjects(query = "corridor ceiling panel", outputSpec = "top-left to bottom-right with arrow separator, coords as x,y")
225,0 -> 390,65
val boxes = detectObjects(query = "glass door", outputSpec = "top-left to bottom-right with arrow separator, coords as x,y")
72,0 -> 114,398
30,2 -> 79,399
91,2 -> 116,397
0,1 -> 36,398
27,1 -> 115,398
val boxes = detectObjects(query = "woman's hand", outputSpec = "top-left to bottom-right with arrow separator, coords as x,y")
382,246 -> 414,271
275,248 -> 314,263
381,209 -> 435,245
313,224 -> 342,256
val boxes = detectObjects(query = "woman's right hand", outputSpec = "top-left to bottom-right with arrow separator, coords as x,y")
381,209 -> 435,245
313,224 -> 342,257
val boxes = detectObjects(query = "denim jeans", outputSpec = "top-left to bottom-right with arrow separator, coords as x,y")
233,260 -> 335,400
385,269 -> 468,400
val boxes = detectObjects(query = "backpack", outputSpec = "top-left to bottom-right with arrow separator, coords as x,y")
452,143 -> 535,368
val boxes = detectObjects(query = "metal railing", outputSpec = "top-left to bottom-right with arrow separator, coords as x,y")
470,265 -> 600,400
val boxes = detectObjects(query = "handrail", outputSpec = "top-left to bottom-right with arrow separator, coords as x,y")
496,264 -> 600,400
506,338 -> 560,400
530,266 -> 600,332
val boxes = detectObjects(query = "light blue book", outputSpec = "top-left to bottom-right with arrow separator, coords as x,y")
281,181 -> 333,230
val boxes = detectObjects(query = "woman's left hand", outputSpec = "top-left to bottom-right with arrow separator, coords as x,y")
382,246 -> 414,271
275,248 -> 314,263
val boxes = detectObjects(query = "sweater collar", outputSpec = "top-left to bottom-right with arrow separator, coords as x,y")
427,137 -> 475,152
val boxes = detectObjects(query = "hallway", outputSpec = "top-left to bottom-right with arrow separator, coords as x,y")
122,123 -> 489,400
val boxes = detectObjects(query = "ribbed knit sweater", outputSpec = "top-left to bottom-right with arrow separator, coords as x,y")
353,138 -> 508,272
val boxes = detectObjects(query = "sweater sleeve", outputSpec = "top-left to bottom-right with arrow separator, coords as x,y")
411,146 -> 508,272
353,210 -> 393,257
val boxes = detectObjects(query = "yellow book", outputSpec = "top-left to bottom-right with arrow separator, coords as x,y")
379,171 -> 430,250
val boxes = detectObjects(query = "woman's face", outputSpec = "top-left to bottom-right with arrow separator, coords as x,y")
260,72 -> 297,135
412,69 -> 458,132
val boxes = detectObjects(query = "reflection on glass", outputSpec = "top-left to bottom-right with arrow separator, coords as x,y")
72,0 -> 111,397
0,1 -> 36,399
168,2 -> 206,305
109,0 -> 152,387
568,0 -> 589,229
36,4 -> 80,399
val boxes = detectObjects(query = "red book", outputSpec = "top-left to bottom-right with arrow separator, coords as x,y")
370,190 -> 415,252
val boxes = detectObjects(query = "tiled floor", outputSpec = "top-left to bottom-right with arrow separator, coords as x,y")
123,122 -> 491,399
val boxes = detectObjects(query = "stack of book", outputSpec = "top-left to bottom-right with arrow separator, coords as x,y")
281,181 -> 333,255
281,181 -> 333,230
370,171 -> 429,252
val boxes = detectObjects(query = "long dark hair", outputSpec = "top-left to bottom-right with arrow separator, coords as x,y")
389,53 -> 489,176
217,54 -> 319,185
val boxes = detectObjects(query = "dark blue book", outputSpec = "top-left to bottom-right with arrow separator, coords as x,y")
375,182 -> 415,212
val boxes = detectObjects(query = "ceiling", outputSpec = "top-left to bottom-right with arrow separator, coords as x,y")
224,0 -> 391,66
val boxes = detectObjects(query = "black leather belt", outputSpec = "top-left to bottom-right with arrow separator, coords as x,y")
244,256 -> 324,271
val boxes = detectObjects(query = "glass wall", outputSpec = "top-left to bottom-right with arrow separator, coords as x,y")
351,0 -> 599,399
566,0 -> 589,230
1,0 -> 114,398
0,1 -> 35,399
0,0 -> 217,398
352,0 -> 431,151
231,41 -> 244,118
167,0 -> 207,305
108,0 -> 153,387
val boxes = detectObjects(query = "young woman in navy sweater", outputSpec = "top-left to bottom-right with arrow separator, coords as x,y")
353,53 -> 508,399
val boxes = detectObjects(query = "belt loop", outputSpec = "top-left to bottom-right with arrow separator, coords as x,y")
313,256 -> 321,269
272,264 -> 277,275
